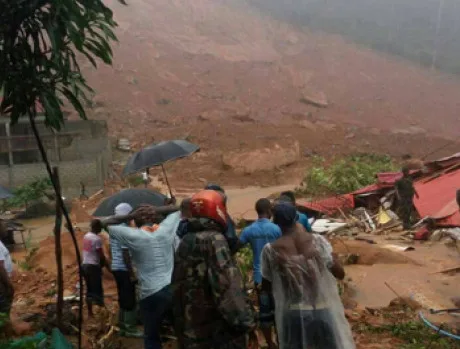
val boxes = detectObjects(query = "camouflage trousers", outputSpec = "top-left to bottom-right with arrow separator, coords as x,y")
399,200 -> 414,230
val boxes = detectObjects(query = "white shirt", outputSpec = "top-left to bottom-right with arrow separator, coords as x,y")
0,241 -> 13,276
82,232 -> 103,265
108,212 -> 181,299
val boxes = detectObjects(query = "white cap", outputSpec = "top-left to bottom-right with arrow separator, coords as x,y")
114,203 -> 133,216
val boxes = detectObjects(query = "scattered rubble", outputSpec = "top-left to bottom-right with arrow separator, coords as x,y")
222,141 -> 300,174
300,152 -> 460,242
299,90 -> 329,108
391,126 -> 427,135
311,219 -> 348,234
198,109 -> 225,121
298,120 -> 318,131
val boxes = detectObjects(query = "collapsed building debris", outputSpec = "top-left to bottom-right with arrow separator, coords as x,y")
298,152 -> 460,240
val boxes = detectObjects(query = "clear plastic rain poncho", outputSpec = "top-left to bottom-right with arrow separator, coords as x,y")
261,234 -> 355,349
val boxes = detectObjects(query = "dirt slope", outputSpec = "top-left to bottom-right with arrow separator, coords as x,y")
81,0 -> 460,135
74,0 -> 460,187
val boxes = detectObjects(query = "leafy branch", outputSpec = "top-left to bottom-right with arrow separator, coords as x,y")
0,0 -> 121,128
6,177 -> 52,209
0,1 -> 126,347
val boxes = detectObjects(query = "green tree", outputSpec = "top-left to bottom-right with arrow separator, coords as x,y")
0,0 -> 118,127
0,0 -> 124,346
6,177 -> 52,209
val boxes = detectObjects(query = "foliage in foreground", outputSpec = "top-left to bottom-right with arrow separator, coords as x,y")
236,245 -> 253,285
0,312 -> 8,329
0,312 -> 40,348
355,320 -> 457,349
0,0 -> 120,129
6,178 -> 52,209
298,154 -> 398,196
17,247 -> 39,271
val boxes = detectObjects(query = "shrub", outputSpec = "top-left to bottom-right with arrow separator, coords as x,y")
299,154 -> 397,196
6,178 -> 52,209
236,246 -> 253,285
355,320 -> 457,349
17,247 -> 38,271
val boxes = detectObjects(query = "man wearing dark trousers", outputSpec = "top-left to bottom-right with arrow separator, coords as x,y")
395,167 -> 419,230
106,204 -> 181,349
110,203 -> 142,337
238,198 -> 281,349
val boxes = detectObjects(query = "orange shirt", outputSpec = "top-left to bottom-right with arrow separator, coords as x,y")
141,224 -> 159,233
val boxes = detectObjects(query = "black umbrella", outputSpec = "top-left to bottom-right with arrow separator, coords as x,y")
92,188 -> 167,217
122,140 -> 200,196
0,185 -> 14,200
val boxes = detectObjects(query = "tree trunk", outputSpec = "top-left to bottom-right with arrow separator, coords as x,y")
53,167 -> 64,328
29,110 -> 84,349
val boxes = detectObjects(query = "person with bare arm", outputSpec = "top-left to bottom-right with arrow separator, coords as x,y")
82,219 -> 109,317
261,202 -> 354,349
278,192 -> 312,233
176,198 -> 192,239
238,198 -> 281,349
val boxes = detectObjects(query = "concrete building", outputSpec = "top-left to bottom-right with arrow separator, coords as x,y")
0,117 -> 112,197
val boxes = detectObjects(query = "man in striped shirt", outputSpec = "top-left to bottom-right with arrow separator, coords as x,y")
110,203 -> 142,337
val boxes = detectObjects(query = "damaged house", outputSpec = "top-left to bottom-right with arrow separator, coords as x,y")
298,152 -> 460,235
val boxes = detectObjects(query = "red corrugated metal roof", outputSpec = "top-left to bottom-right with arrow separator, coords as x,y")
352,183 -> 391,195
377,172 -> 403,185
299,153 -> 460,226
298,194 -> 354,216
439,211 -> 460,226
352,172 -> 404,196
413,168 -> 460,226
425,152 -> 460,170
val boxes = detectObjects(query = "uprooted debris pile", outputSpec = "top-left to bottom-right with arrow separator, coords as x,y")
350,297 -> 460,349
331,239 -> 417,266
349,297 -> 419,349
298,152 -> 460,242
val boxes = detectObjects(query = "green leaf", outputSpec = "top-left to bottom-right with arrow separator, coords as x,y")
81,49 -> 98,68
61,87 -> 87,120
1,0 -> 117,129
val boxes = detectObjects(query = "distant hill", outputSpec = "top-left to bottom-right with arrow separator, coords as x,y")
248,0 -> 460,74
79,0 -> 460,141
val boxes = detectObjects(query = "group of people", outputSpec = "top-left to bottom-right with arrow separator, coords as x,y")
81,184 -> 355,349
0,171 -> 457,348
